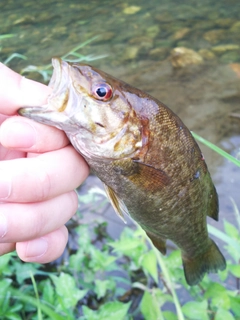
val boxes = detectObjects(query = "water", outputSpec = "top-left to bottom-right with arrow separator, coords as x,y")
1,0 -> 240,293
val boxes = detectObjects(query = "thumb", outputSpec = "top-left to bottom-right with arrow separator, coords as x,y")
0,63 -> 51,115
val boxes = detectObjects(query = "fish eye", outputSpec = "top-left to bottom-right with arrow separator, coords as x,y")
93,83 -> 112,101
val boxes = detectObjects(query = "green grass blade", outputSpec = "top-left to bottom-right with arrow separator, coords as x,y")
4,53 -> 27,65
229,197 -> 240,231
191,131 -> 240,167
9,288 -> 66,320
0,34 -> 15,40
61,36 -> 99,60
137,225 -> 185,320
208,224 -> 240,251
30,271 -> 43,320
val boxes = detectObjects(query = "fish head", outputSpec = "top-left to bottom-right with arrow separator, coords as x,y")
19,58 -> 144,160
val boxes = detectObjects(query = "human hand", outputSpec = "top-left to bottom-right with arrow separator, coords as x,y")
0,63 -> 89,263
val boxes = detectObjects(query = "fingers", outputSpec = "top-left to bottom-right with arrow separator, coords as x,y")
0,191 -> 77,263
0,63 -> 51,115
0,116 -> 69,152
0,145 -> 89,202
0,243 -> 15,256
0,191 -> 77,243
0,227 -> 69,263
16,226 -> 69,263
0,145 -> 25,161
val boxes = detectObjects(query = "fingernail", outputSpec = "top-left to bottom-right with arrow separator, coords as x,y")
0,171 -> 11,199
0,212 -> 7,238
26,237 -> 48,258
1,121 -> 37,148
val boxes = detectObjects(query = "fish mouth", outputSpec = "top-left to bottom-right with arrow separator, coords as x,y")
48,57 -> 63,92
48,57 -> 70,104
18,58 -> 74,130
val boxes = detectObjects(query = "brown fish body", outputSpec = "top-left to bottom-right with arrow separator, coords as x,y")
19,58 -> 226,285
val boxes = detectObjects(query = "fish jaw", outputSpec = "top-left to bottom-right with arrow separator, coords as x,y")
18,58 -> 83,133
18,106 -> 75,131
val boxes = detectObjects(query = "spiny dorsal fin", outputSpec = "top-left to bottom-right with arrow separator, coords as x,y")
103,183 -> 129,223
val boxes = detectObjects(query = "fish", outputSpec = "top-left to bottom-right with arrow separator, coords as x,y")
18,58 -> 226,285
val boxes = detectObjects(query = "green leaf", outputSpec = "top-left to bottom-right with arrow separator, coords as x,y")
182,300 -> 209,320
94,279 -> 115,300
0,253 -> 12,275
42,279 -> 55,305
141,290 -> 163,320
224,220 -> 239,240
15,262 -> 40,285
141,250 -> 158,284
215,308 -> 235,320
162,311 -> 178,320
204,283 -> 230,309
207,224 -> 240,262
89,247 -> 117,271
51,273 -> 87,309
164,250 -> 182,269
83,302 -> 130,320
218,267 -> 229,282
109,236 -> 143,254
82,306 -> 98,320
230,296 -> 240,317
4,312 -> 22,320
228,264 -> 240,277
98,301 -> 130,320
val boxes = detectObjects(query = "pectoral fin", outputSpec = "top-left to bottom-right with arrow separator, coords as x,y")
112,159 -> 170,192
130,160 -> 171,192
103,184 -> 129,223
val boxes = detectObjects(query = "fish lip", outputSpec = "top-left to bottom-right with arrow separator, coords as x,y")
49,57 -> 69,98
48,57 -> 62,92
18,58 -> 71,126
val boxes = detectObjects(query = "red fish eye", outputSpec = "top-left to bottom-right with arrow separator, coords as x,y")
93,83 -> 112,101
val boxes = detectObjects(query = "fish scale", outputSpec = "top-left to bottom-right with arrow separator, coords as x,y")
19,58 -> 226,285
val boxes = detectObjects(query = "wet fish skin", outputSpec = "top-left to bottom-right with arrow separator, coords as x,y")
18,58 -> 226,285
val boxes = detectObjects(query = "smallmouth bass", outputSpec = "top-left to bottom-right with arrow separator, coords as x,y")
19,58 -> 226,285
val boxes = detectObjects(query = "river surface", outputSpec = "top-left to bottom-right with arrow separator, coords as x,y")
1,0 -> 240,289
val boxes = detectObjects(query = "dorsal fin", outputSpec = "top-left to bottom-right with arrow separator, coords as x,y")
103,183 -> 129,223
207,184 -> 219,221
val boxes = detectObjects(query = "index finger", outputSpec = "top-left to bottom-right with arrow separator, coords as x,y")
0,63 -> 52,115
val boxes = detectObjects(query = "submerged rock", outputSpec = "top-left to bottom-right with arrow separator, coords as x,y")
149,47 -> 169,60
172,27 -> 191,40
220,51 -> 240,63
170,47 -> 203,68
229,63 -> 240,78
211,44 -> 240,54
203,29 -> 227,44
230,21 -> 240,33
198,49 -> 216,60
123,6 -> 141,15
122,46 -> 139,60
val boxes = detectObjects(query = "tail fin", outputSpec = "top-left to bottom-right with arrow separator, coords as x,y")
182,239 -> 226,286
